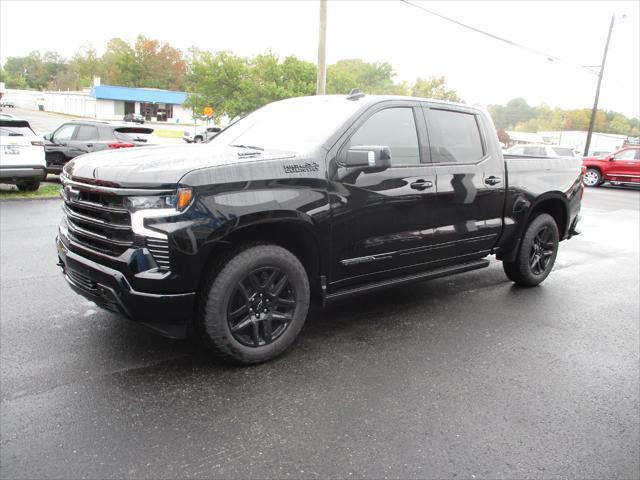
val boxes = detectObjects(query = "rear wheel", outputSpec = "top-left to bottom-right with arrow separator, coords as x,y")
503,213 -> 559,286
583,168 -> 602,187
17,181 -> 40,192
197,243 -> 310,364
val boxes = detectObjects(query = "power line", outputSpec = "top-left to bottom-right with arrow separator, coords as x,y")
399,0 -> 597,75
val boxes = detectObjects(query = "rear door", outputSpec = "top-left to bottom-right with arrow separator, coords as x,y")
424,105 -> 505,262
329,101 -> 438,288
67,124 -> 100,157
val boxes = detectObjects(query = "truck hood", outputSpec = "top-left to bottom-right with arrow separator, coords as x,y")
64,144 -> 296,188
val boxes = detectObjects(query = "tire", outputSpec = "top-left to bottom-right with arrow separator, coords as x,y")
503,213 -> 559,286
41,171 -> 47,182
583,168 -> 602,187
17,181 -> 40,192
197,243 -> 310,364
194,136 -> 203,143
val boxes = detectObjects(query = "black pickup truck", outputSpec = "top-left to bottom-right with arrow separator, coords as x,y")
57,92 -> 583,364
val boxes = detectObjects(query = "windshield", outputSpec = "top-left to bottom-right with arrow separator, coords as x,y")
212,96 -> 363,151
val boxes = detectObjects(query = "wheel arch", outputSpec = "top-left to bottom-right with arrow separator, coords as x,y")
527,193 -> 570,238
498,192 -> 570,262
198,216 -> 324,301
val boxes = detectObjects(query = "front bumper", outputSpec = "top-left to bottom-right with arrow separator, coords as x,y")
56,236 -> 195,338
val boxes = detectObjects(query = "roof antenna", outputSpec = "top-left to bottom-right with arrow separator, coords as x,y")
346,88 -> 365,100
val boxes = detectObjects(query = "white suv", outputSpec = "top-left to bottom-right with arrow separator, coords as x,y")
183,126 -> 222,143
0,118 -> 46,191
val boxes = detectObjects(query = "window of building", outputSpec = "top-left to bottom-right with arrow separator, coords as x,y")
428,109 -> 484,163
349,107 -> 420,165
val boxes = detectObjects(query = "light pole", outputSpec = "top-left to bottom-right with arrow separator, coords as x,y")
316,0 -> 327,95
583,15 -> 615,156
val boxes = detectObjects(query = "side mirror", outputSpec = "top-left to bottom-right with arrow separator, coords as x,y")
345,145 -> 391,171
606,155 -> 614,161
43,133 -> 52,142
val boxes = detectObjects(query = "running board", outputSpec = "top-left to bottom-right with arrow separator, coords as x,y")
324,259 -> 490,304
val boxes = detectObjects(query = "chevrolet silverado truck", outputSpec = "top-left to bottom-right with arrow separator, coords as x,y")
582,146 -> 640,187
57,92 -> 583,364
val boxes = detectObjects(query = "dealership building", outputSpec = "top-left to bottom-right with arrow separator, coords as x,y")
2,78 -> 192,123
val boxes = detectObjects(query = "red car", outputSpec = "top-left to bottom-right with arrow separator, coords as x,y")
582,146 -> 640,187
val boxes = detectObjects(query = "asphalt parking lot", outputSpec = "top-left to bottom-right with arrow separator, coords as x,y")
0,186 -> 638,479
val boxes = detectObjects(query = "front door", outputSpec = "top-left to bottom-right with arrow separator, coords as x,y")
608,148 -> 640,182
329,103 -> 438,289
424,105 -> 506,263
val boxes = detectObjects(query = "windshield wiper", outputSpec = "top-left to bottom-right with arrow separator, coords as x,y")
230,144 -> 264,151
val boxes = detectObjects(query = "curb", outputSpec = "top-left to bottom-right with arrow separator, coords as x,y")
0,196 -> 61,203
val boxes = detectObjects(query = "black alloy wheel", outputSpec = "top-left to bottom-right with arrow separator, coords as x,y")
529,226 -> 554,275
197,243 -> 310,364
227,267 -> 296,347
502,213 -> 559,286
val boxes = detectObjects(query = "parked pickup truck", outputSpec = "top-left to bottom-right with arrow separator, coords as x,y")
57,93 -> 583,364
582,146 -> 640,187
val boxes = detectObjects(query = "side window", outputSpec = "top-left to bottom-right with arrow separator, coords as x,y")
349,107 -> 420,165
524,146 -> 546,156
75,125 -> 99,141
54,124 -> 76,142
510,147 -> 525,155
427,109 -> 484,163
614,149 -> 636,160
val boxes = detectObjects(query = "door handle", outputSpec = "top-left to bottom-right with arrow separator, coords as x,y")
410,179 -> 433,190
86,144 -> 93,148
485,176 -> 502,186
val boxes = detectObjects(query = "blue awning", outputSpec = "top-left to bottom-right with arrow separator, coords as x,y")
90,85 -> 188,105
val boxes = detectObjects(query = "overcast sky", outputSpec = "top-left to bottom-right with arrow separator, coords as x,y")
1,0 -> 638,117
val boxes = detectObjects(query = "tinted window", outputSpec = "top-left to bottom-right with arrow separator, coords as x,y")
54,124 -> 76,142
75,125 -> 99,141
551,147 -> 574,157
428,109 -> 484,163
349,107 -> 420,165
523,146 -> 547,156
509,146 -> 525,155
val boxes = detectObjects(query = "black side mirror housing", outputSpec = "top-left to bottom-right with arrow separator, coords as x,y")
43,133 -> 52,141
345,145 -> 391,171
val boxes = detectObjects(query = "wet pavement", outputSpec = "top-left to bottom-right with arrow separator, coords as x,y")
0,186 -> 638,479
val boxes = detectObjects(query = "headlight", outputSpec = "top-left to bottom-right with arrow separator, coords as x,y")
125,187 -> 193,213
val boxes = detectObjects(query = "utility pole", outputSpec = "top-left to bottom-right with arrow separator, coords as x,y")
316,0 -> 327,95
584,15 -> 615,156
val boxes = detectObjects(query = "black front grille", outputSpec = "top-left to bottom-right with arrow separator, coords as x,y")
62,183 -> 134,257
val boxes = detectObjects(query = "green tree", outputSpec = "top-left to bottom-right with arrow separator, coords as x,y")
411,76 -> 461,102
326,59 -> 400,94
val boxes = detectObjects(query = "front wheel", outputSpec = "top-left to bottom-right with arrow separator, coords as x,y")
583,168 -> 602,187
503,213 -> 559,286
197,243 -> 310,364
194,136 -> 203,143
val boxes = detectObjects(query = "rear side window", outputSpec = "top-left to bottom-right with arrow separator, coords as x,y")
349,107 -> 420,165
427,109 -> 484,163
75,125 -> 99,141
551,147 -> 574,157
523,146 -> 547,156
